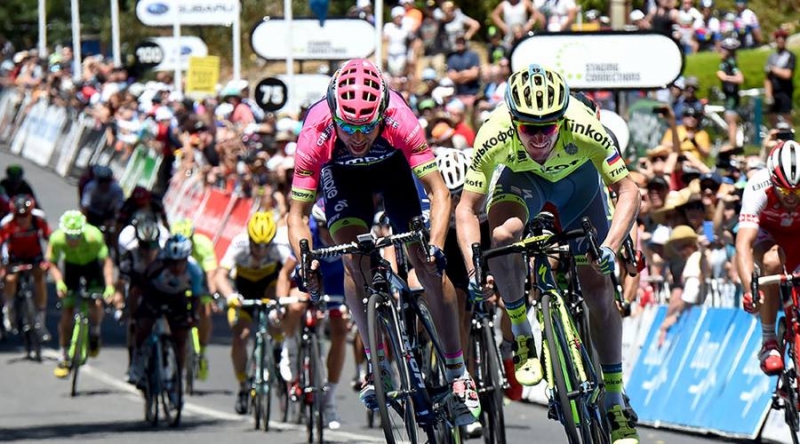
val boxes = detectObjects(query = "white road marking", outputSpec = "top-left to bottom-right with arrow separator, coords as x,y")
42,350 -> 384,441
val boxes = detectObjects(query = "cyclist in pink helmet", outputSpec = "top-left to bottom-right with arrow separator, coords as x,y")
288,57 -> 482,427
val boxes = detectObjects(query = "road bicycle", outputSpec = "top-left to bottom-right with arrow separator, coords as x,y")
236,297 -> 289,432
140,303 -> 183,427
464,292 -> 507,444
185,293 -> 219,396
474,215 -> 613,444
65,278 -> 104,397
9,263 -> 44,362
753,270 -> 800,444
300,216 -> 462,444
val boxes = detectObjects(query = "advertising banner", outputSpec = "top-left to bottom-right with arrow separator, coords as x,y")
510,32 -> 683,90
214,195 -> 253,259
193,188 -> 233,245
136,0 -> 240,26
149,36 -> 209,72
186,56 -> 220,96
21,104 -> 67,167
251,18 -> 375,60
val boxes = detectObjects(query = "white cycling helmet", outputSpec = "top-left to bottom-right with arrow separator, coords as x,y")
436,148 -> 471,192
163,234 -> 193,260
311,199 -> 327,224
768,140 -> 800,190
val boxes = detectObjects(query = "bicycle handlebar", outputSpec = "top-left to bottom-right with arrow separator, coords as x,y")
582,218 -> 630,316
756,273 -> 800,287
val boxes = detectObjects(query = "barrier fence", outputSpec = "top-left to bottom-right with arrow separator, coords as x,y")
0,87 -> 797,443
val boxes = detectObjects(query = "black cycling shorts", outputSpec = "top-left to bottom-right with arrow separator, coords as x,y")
135,289 -> 192,331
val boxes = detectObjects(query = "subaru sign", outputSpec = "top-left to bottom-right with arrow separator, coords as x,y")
136,0 -> 240,26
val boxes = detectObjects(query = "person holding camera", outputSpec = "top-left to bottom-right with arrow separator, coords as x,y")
659,104 -> 712,168
717,37 -> 745,149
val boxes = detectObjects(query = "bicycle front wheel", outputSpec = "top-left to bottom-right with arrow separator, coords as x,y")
368,292 -> 419,444
308,334 -> 325,444
778,318 -> 800,443
70,316 -> 87,397
185,327 -> 199,396
22,292 -> 41,362
159,337 -> 183,427
480,317 -> 506,444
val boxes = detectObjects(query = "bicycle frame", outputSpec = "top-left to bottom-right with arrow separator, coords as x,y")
11,264 -> 40,361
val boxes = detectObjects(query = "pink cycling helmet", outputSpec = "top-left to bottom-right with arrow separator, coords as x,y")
326,59 -> 388,125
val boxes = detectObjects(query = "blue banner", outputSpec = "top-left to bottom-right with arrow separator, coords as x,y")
626,306 -> 775,439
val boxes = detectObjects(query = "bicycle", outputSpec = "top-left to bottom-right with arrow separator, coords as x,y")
185,293 -> 219,396
753,270 -> 800,444
473,215 -> 614,444
464,293 -> 507,444
300,216 -> 462,444
140,303 -> 183,427
65,277 -> 104,397
9,263 -> 43,362
236,297 -> 290,432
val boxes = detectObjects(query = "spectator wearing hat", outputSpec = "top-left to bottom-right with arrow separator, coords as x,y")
661,104 -> 712,164
677,0 -> 702,53
692,0 -> 721,52
446,36 -> 480,107
490,0 -> 542,48
627,9 -> 647,30
764,28 -> 796,128
486,26 -> 510,64
384,6 -> 414,77
717,37 -> 745,148
221,80 -> 255,126
672,76 -> 703,120
639,144 -> 677,185
429,120 -> 467,148
445,99 -> 475,146
348,0 -> 375,24
657,224 -> 709,346
733,0 -> 761,48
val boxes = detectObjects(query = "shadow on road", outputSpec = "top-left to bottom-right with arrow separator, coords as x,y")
187,388 -> 235,397
0,418 -> 224,441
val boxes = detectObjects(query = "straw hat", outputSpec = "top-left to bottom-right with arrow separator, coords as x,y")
650,188 -> 700,224
646,145 -> 671,159
665,225 -> 698,257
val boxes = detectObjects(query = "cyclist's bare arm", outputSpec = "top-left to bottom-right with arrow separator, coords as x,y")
215,267 -> 234,298
417,169 -> 451,250
455,190 -> 487,276
603,177 -> 640,253
277,256 -> 296,298
288,199 -> 314,265
102,256 -> 114,289
735,226 -> 760,292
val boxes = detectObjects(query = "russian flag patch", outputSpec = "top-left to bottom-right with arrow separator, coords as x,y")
606,151 -> 621,166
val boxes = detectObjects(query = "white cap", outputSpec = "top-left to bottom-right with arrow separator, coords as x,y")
155,106 -> 174,121
651,225 -> 671,246
629,9 -> 645,22
357,0 -> 370,8
285,142 -> 297,156
391,6 -> 405,18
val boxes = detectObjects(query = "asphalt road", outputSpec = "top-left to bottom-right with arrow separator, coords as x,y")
0,150 -> 727,444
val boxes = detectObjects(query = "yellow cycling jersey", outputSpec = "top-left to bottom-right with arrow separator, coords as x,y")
464,100 -> 629,195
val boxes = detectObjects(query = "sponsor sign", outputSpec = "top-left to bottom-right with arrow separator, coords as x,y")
134,40 -> 164,69
136,0 -> 240,26
186,56 -> 220,95
510,32 -> 683,90
251,18 -> 375,60
149,36 -> 208,72
277,73 -> 329,114
215,196 -> 253,259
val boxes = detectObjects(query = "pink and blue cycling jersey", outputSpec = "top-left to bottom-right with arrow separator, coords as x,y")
290,90 -> 437,203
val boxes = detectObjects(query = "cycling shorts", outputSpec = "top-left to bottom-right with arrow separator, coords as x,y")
61,262 -> 104,309
320,151 -> 430,236
487,161 -> 612,256
228,274 -> 277,326
135,289 -> 192,331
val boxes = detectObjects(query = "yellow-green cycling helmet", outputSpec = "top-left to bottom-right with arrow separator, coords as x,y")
171,219 -> 195,239
247,211 -> 277,244
505,64 -> 570,124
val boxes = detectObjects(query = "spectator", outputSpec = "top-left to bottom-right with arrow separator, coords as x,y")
347,0 -> 375,24
534,0 -> 578,32
445,99 -> 475,146
733,0 -> 761,48
430,120 -> 467,148
672,76 -> 704,119
717,37 -> 744,148
628,10 -> 647,30
490,0 -> 542,48
415,0 -> 449,78
764,28 -> 796,127
399,0 -> 424,33
486,26 -> 510,64
221,80 -> 255,127
446,36 -> 480,107
649,0 -> 680,39
661,105 -> 712,164
693,0 -> 721,52
482,58 -> 511,107
436,1 -> 481,50
677,0 -> 703,53
384,6 -> 413,77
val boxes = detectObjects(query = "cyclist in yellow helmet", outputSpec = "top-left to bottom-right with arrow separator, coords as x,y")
216,211 -> 301,414
171,219 -> 219,381
455,64 -> 641,444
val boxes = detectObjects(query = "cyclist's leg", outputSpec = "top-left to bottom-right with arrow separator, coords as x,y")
724,100 -> 739,147
3,267 -> 17,329
485,168 -> 543,386
280,288 -> 305,382
31,263 -> 47,322
325,303 -> 347,428
166,297 -> 191,371
54,295 -> 76,377
444,226 -> 472,354
754,232 -> 786,374
227,286 -> 254,413
81,262 -> 106,356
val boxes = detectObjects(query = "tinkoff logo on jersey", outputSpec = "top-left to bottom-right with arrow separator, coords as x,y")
565,119 -> 614,151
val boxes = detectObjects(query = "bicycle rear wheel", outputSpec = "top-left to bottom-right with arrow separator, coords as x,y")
368,292 -> 419,444
70,317 -> 86,397
778,318 -> 800,443
185,327 -> 198,396
159,337 -> 183,427
144,344 -> 160,426
252,338 -> 265,430
307,334 -> 324,444
22,290 -> 41,362
480,317 -> 506,444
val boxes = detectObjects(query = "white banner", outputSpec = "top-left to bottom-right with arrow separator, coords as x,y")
149,36 -> 208,72
22,103 -> 67,166
251,18 -> 375,60
510,32 -> 683,90
136,0 -> 240,26
277,73 -> 329,114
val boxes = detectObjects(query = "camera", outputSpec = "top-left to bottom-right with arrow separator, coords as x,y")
776,130 -> 795,142
652,106 -> 669,115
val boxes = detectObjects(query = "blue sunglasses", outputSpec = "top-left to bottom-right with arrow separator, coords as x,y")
334,116 -> 381,135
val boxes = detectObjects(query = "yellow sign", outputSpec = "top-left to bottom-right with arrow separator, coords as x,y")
186,56 -> 220,95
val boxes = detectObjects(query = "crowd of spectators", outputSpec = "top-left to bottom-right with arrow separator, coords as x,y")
0,0 -> 797,335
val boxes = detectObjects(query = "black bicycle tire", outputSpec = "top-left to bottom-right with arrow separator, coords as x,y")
145,342 -> 160,426
310,334 -> 325,444
415,296 -> 462,444
542,292 -> 581,443
368,292 -> 418,444
185,338 -> 196,397
778,318 -> 800,443
481,317 -> 507,444
70,318 -> 85,398
300,339 -> 313,443
25,293 -> 41,362
159,337 -> 183,427
261,333 -> 273,432
574,301 -> 610,444
254,335 -> 265,430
